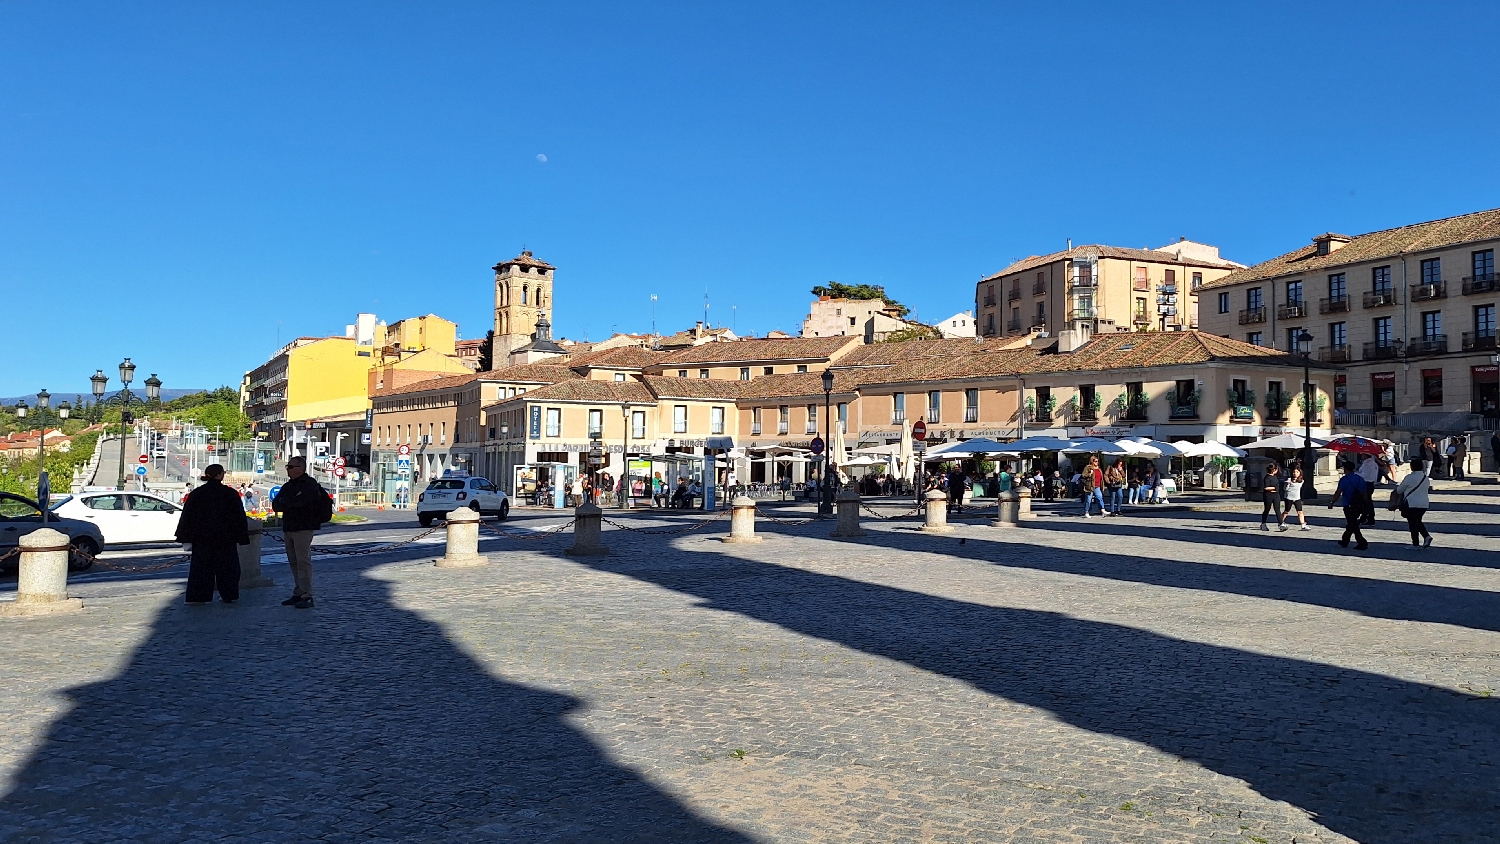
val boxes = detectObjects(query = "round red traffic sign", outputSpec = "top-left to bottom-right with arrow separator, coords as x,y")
138,454 -> 149,464
912,420 -> 927,441
332,456 -> 347,468
809,436 -> 825,455
333,467 -> 346,478
398,444 -> 410,456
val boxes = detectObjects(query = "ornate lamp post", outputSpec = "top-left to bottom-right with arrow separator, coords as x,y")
820,368 -> 835,517
1296,330 -> 1318,500
90,369 -> 109,424
145,373 -> 162,406
15,391 -> 69,521
620,403 -> 631,509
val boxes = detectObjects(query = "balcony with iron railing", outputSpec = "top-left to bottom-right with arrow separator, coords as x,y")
1277,301 -> 1307,320
1318,344 -> 1352,363
1462,274 -> 1498,295
1007,318 -> 1022,332
1363,289 -> 1397,308
1030,315 -> 1047,328
750,424 -> 762,435
1008,288 -> 1021,302
1068,306 -> 1096,321
1410,281 -> 1447,301
1362,339 -> 1403,360
805,423 -> 818,435
1407,334 -> 1448,356
1462,329 -> 1497,351
964,407 -> 979,423
1032,280 -> 1047,296
1319,296 -> 1350,314
1071,275 -> 1097,289
1238,306 -> 1266,325
1121,401 -> 1150,421
891,411 -> 905,424
983,295 -> 996,306
1264,398 -> 1290,422
777,422 -> 789,435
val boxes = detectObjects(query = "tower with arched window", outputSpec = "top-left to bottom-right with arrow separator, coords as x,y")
493,250 -> 555,358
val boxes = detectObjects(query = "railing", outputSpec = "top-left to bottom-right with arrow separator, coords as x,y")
891,412 -> 905,424
1277,301 -> 1307,319
1032,281 -> 1046,296
1068,307 -> 1096,320
1318,344 -> 1352,363
1121,404 -> 1149,421
1132,314 -> 1150,325
777,422 -> 789,434
1462,330 -> 1497,351
1030,315 -> 1046,328
1362,340 -> 1402,360
1132,279 -> 1150,292
1265,401 -> 1289,422
1319,296 -> 1350,314
750,424 -> 762,435
1363,289 -> 1397,308
1078,410 -> 1097,421
964,407 -> 979,423
1007,319 -> 1022,332
983,296 -> 996,306
1071,275 -> 1097,288
1407,335 -> 1448,356
1410,281 -> 1446,301
1008,288 -> 1021,302
804,424 -> 818,434
336,490 -> 386,508
1462,274 -> 1497,295
1238,306 -> 1266,324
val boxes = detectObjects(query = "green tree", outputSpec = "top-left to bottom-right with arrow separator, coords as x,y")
880,325 -> 941,342
810,282 -> 910,318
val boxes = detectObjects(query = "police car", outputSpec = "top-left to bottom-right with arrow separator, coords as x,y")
415,472 -> 509,526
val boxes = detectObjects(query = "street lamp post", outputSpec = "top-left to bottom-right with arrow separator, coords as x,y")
90,370 -> 109,424
620,403 -> 631,509
1296,330 -> 1318,500
114,358 -> 137,490
820,369 -> 834,517
14,391 -> 69,522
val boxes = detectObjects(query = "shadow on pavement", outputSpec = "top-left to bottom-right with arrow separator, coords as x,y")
572,531 -> 1500,844
0,563 -> 748,843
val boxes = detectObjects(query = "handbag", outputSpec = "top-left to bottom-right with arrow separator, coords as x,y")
1387,473 -> 1427,512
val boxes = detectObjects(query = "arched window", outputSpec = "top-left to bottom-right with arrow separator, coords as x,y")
522,286 -> 528,305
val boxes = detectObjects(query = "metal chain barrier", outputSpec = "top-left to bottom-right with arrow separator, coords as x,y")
0,547 -> 20,566
601,508 -> 731,536
860,501 -> 922,521
70,545 -> 190,573
480,520 -> 577,541
752,506 -> 820,527
263,526 -> 443,556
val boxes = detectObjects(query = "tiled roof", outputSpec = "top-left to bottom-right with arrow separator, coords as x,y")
478,363 -> 581,384
496,379 -> 654,404
984,245 -> 1238,281
492,249 -> 555,271
654,336 -> 858,365
832,338 -> 992,368
379,372 -> 481,396
639,377 -> 745,400
565,346 -> 665,369
735,370 -> 873,400
1199,206 -> 1500,290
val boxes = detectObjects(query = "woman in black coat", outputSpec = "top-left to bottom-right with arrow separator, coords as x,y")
175,464 -> 250,604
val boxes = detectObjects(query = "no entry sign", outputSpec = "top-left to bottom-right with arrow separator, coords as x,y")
138,454 -> 149,464
912,420 -> 927,441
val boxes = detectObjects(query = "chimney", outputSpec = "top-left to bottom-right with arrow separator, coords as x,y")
694,321 -> 703,338
1312,233 -> 1352,256
1067,238 -> 1072,250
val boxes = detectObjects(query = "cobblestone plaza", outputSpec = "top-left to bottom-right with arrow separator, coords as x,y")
2,490 -> 1498,843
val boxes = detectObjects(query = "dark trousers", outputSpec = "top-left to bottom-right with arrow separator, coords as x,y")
1340,506 -> 1367,548
186,542 -> 241,603
1359,491 -> 1377,524
1261,497 -> 1278,525
1405,507 -> 1431,545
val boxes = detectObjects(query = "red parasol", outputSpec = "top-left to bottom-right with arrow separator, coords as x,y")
1325,436 -> 1386,456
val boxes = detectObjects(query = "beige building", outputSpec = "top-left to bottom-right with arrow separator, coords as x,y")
801,296 -> 923,342
644,336 -> 860,381
493,250 -> 555,358
1197,208 -> 1500,436
976,240 -> 1242,341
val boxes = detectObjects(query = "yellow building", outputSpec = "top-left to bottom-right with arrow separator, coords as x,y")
382,314 -> 458,357
242,336 -> 372,464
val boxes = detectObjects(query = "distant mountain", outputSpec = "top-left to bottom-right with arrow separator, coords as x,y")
1,388 -> 208,406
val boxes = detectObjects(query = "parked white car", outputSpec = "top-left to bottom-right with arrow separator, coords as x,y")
52,491 -> 184,546
416,476 -> 509,526
0,493 -> 106,572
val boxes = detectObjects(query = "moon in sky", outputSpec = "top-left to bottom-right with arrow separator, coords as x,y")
536,154 -> 547,163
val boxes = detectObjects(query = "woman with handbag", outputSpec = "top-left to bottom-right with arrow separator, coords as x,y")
1392,457 -> 1433,547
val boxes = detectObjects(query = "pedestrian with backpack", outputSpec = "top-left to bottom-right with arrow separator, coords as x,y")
1327,462 -> 1369,551
272,456 -> 332,609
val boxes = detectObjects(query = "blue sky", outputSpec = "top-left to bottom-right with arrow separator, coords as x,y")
4,1 -> 1498,396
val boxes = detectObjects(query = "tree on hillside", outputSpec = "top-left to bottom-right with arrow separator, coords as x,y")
809,282 -> 910,317
880,325 -> 941,343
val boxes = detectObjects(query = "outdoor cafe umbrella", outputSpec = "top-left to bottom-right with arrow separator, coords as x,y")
1002,435 -> 1077,453
898,417 -> 915,481
1061,438 -> 1132,455
1324,435 -> 1387,456
1241,433 -> 1330,451
829,417 -> 848,469
925,437 -> 1011,456
1111,438 -> 1163,457
1176,440 -> 1246,458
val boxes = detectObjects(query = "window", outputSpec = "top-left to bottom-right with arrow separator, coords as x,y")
1078,384 -> 1096,421
1422,369 -> 1443,406
1286,327 -> 1304,352
545,408 -> 561,437
1218,292 -> 1230,313
1330,321 -> 1347,348
440,421 -> 446,444
84,494 -> 126,511
1010,307 -> 1020,328
614,372 -> 626,382
1266,381 -> 1287,419
751,407 -> 762,434
1134,297 -> 1147,318
632,410 -> 646,439
985,284 -> 995,305
678,370 -> 688,378
587,409 -> 603,437
1133,266 -> 1148,291
927,390 -> 941,424
1247,332 -> 1263,346
1334,374 -> 1347,409
1329,273 -> 1346,300
673,405 -> 688,433
1476,249 -> 1496,279
1034,385 -> 1052,420
1192,272 -> 1203,290
805,404 -> 818,434
1231,379 -> 1249,405
698,369 -> 709,379
837,402 -> 848,433
1164,268 -> 1176,288
1286,280 -> 1303,304
985,313 -> 995,334
131,495 -> 176,513
763,366 -> 774,375
1124,381 -> 1146,419
1247,288 -> 1263,309
1421,258 -> 1442,285
710,407 -> 725,435
1374,316 -> 1392,345
1477,304 -> 1496,336
1422,310 -> 1442,340
848,317 -> 857,326
739,367 -> 750,380
521,285 -> 528,304
796,365 -> 808,373
778,405 -> 789,434
892,392 -> 906,422
1036,301 -> 1046,324
964,389 -> 979,423
1372,265 -> 1392,292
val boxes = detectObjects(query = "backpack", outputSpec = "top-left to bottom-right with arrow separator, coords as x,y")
314,485 -> 334,524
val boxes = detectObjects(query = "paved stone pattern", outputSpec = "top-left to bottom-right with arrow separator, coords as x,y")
1,488 -> 1497,843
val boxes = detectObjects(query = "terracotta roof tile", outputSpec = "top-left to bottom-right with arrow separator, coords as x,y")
564,346 -> 665,369
496,379 -> 654,404
653,336 -> 858,365
735,370 -> 873,400
492,249 -> 555,271
984,245 -> 1238,281
639,377 -> 745,400
478,363 -> 581,384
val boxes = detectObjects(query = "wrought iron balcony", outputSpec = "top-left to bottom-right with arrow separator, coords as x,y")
1318,344 -> 1352,363
1133,314 -> 1151,325
1407,335 -> 1448,356
777,422 -> 789,435
983,295 -> 996,306
1462,274 -> 1498,295
1032,281 -> 1046,296
1071,275 -> 1097,288
1007,319 -> 1022,332
1462,330 -> 1497,351
1362,340 -> 1402,360
1277,301 -> 1307,319
964,407 -> 978,423
1030,315 -> 1047,328
750,424 -> 762,435
1238,306 -> 1266,325
1008,288 -> 1021,302
1319,296 -> 1350,314
1363,289 -> 1397,308
1068,307 -> 1096,321
1410,281 -> 1446,301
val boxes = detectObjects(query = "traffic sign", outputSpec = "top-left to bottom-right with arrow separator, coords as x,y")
270,484 -> 283,500
138,454 -> 149,465
912,420 -> 927,441
135,466 -> 147,476
333,467 -> 346,478
332,456 -> 347,468
398,444 -> 410,456
809,436 -> 825,455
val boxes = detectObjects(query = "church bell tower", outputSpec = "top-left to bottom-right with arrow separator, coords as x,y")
493,250 -> 555,358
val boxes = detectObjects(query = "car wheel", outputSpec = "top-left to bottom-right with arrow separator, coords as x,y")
68,537 -> 99,572
498,500 -> 509,520
469,501 -> 481,514
419,513 -> 434,528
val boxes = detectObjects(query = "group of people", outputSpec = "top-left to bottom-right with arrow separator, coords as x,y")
1418,435 -> 1471,481
1329,456 -> 1435,550
1018,459 -> 1169,516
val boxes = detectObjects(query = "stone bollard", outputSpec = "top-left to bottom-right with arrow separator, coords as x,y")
1,528 -> 83,617
921,489 -> 955,533
565,502 -> 609,556
1017,485 -> 1034,521
238,517 -> 275,589
831,488 -> 865,538
722,496 -> 763,543
991,490 -> 1020,528
436,507 -> 489,567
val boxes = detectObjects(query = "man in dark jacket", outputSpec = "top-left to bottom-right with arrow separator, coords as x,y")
272,456 -> 330,609
175,464 -> 250,604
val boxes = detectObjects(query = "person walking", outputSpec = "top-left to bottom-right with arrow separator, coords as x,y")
1279,465 -> 1310,531
1452,436 -> 1467,480
1356,454 -> 1381,525
243,484 -> 258,512
1080,455 -> 1105,518
1104,461 -> 1126,515
272,456 -> 331,609
1327,462 -> 1369,550
1491,430 -> 1500,472
1259,462 -> 1284,531
175,464 -> 250,605
1394,457 -> 1433,547
1420,436 -> 1442,479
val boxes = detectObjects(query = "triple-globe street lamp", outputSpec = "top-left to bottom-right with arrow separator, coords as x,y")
90,359 -> 162,490
819,368 -> 835,517
14,390 -> 71,521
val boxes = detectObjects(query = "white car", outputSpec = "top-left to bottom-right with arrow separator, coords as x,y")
0,493 -> 106,572
416,476 -> 509,526
52,491 -> 184,546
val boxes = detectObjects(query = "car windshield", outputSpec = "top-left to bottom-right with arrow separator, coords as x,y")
427,480 -> 466,490
0,495 -> 41,521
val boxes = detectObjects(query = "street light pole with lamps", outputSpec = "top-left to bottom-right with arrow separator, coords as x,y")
620,403 -> 632,509
1296,329 -> 1318,500
13,391 -> 70,522
820,368 -> 834,517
